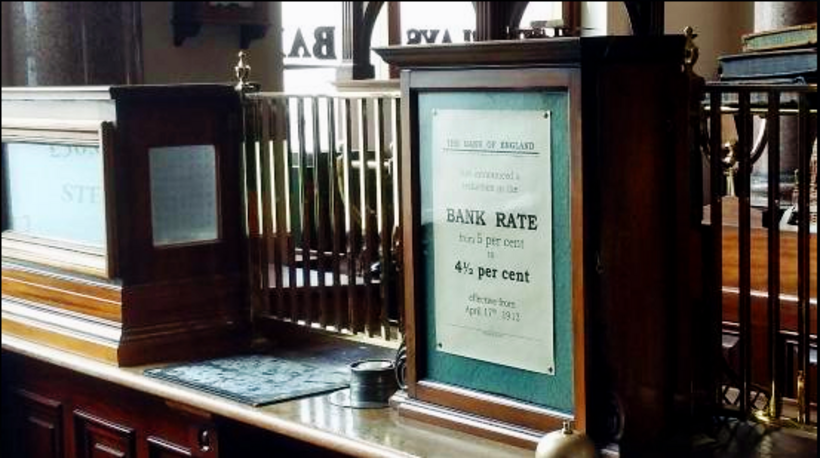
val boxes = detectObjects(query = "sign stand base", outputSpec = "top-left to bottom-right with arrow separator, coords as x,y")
390,391 -> 545,450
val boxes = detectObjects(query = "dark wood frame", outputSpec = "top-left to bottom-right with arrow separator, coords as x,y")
146,142 -> 224,249
1,119 -> 118,278
396,66 -> 584,448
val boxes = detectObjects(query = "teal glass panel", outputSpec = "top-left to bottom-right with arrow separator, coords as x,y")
149,145 -> 219,246
419,90 -> 573,413
3,142 -> 106,247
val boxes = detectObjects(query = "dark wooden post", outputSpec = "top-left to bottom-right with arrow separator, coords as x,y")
624,1 -> 665,36
475,2 -> 512,41
348,1 -> 384,79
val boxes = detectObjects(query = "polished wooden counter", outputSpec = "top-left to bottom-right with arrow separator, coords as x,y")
1,334 -> 531,458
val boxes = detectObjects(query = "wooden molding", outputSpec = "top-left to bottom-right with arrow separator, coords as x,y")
2,263 -> 249,366
2,298 -> 121,364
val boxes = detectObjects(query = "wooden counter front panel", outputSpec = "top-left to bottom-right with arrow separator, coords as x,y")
74,410 -> 136,458
9,389 -> 64,458
2,352 -> 217,458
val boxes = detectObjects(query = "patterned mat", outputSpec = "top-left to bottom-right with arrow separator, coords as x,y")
144,355 -> 350,406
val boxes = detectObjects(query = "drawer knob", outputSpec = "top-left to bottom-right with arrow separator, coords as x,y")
198,428 -> 212,452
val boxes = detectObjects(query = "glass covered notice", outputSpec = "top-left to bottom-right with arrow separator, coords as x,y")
431,108 -> 554,375
3,143 -> 106,247
149,145 -> 218,246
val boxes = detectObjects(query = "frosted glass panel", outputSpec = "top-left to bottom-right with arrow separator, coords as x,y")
149,145 -> 219,246
3,143 -> 106,247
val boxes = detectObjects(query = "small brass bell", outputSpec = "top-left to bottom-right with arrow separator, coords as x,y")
535,421 -> 597,458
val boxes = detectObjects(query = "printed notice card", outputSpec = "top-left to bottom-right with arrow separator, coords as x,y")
432,109 -> 554,375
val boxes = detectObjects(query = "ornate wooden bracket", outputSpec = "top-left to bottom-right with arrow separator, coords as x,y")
172,2 -> 270,50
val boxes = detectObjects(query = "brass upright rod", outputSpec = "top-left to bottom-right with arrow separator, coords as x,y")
765,90 -> 781,420
796,93 -> 812,424
737,90 -> 753,416
709,91 -> 724,407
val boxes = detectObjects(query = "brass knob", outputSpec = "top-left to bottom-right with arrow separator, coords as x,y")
535,421 -> 597,458
198,428 -> 212,452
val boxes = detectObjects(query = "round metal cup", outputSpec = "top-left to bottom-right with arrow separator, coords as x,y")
328,359 -> 398,409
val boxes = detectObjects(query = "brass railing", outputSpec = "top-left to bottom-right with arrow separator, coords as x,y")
241,89 -> 402,340
700,82 -> 817,427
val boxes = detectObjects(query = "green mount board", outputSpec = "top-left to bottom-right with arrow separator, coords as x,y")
419,90 -> 573,414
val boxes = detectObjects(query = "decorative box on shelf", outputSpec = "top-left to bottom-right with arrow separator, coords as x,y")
1,85 -> 249,366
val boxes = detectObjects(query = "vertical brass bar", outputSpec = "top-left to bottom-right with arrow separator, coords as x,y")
358,98 -> 375,337
241,97 -> 263,326
375,97 -> 392,339
264,98 -> 282,317
285,97 -> 298,322
393,97 -> 403,335
344,98 -> 361,333
796,92 -> 811,424
328,97 -> 346,330
251,100 -> 266,317
814,94 -> 818,427
737,90 -> 752,416
709,90 -> 724,407
766,90 -> 781,419
271,98 -> 287,318
297,97 -> 314,323
257,98 -> 273,317
313,97 -> 328,327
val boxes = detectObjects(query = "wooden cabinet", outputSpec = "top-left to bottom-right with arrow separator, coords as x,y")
2,350 -> 357,457
1,85 -> 249,367
74,411 -> 136,458
2,352 -> 217,458
9,389 -> 64,458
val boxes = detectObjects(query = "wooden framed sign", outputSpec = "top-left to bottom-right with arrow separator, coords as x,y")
379,37 -> 712,455
384,60 -> 584,446
416,80 -> 583,436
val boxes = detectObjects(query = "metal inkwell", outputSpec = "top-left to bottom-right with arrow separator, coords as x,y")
328,359 -> 399,409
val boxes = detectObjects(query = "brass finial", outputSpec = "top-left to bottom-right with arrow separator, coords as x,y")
535,421 -> 596,458
722,140 -> 739,197
684,26 -> 699,73
767,379 -> 781,420
796,371 -> 806,424
235,51 -> 252,92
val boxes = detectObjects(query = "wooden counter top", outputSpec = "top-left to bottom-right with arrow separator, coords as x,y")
1,334 -> 532,458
